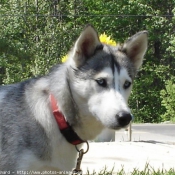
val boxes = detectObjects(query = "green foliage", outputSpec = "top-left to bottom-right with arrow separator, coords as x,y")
1,0 -> 175,122
129,64 -> 170,123
0,0 -> 83,84
160,77 -> 175,122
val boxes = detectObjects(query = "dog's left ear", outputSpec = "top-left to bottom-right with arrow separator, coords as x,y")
122,31 -> 148,70
71,25 -> 102,67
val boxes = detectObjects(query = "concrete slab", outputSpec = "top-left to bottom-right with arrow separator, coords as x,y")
81,142 -> 175,174
115,126 -> 175,143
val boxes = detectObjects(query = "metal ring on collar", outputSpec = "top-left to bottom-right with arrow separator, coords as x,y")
75,141 -> 89,154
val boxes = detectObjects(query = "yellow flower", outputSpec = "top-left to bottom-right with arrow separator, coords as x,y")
61,55 -> 68,63
61,33 -> 117,63
99,33 -> 117,46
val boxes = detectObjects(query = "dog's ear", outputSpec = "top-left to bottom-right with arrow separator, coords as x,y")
122,31 -> 148,70
71,25 -> 102,67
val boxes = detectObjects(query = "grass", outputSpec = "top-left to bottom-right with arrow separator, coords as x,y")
85,163 -> 175,175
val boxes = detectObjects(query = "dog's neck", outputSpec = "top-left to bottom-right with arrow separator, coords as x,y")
49,65 -> 80,127
49,65 -> 104,141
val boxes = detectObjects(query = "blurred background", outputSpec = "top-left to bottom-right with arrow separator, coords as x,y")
0,0 -> 175,123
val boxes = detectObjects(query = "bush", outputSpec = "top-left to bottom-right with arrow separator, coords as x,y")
160,76 -> 175,122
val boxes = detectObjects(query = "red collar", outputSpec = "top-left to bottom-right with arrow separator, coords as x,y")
49,94 -> 84,145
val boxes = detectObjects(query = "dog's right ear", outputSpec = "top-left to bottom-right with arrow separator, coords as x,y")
71,25 -> 102,67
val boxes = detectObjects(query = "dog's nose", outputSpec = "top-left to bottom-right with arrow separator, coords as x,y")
116,111 -> 132,127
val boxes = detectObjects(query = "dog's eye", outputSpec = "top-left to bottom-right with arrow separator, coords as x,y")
123,81 -> 131,89
96,78 -> 107,87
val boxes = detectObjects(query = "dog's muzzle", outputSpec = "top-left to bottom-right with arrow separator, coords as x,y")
116,111 -> 132,127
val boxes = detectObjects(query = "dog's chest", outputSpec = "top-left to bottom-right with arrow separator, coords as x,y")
48,128 -> 78,170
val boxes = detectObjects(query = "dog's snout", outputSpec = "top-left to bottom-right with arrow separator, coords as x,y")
116,111 -> 132,127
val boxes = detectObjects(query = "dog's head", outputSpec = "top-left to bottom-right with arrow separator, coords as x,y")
66,25 -> 148,131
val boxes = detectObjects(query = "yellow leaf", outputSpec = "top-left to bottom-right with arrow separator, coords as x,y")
99,33 -> 117,46
61,55 -> 68,63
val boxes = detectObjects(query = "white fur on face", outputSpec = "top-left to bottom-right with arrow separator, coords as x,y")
94,67 -> 114,84
116,67 -> 132,103
88,66 -> 132,129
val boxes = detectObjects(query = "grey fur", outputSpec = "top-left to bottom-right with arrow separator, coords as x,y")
0,80 -> 51,171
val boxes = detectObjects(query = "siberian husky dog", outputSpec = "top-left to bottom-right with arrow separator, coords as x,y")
0,25 -> 148,172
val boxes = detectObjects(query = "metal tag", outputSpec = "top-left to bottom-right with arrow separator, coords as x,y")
71,149 -> 84,175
